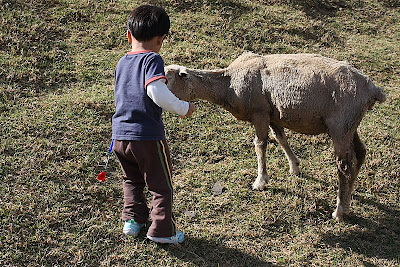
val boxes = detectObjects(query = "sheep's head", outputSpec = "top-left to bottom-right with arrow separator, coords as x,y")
165,64 -> 194,101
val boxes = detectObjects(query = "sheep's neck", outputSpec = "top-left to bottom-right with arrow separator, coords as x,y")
190,69 -> 231,106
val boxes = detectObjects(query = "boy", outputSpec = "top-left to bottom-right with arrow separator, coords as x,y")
112,5 -> 195,245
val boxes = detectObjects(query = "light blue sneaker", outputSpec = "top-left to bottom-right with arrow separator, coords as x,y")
147,230 -> 184,245
123,219 -> 144,237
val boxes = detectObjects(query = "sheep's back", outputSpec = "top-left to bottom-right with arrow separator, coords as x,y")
228,53 -> 379,135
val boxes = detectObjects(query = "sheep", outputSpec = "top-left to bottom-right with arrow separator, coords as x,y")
165,52 -> 386,221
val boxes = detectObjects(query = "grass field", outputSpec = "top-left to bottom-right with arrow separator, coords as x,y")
1,0 -> 399,266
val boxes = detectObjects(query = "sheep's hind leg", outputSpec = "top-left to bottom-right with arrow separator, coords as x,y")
252,113 -> 270,191
270,124 -> 300,175
353,131 -> 366,176
331,134 -> 359,221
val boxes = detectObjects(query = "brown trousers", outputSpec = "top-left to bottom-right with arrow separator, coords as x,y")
113,140 -> 176,237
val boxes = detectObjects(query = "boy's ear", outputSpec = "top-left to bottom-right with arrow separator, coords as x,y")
127,30 -> 133,43
156,34 -> 167,45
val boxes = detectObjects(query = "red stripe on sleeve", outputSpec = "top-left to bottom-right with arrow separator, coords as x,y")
145,76 -> 168,89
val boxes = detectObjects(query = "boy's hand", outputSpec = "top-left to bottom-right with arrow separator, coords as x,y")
184,102 -> 195,117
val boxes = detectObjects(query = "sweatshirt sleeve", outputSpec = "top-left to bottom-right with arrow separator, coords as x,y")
146,79 -> 189,116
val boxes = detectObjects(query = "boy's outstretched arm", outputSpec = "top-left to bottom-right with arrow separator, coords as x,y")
185,102 -> 195,117
146,79 -> 195,117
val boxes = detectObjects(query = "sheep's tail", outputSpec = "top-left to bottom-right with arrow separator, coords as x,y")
369,80 -> 387,103
373,85 -> 387,103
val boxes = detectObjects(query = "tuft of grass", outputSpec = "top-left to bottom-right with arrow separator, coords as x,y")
1,0 -> 399,266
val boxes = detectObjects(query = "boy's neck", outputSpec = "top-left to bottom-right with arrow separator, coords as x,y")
131,41 -> 158,53
128,33 -> 164,54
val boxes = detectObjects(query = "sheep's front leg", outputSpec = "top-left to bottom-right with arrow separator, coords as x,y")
252,113 -> 270,190
253,135 -> 268,190
270,124 -> 300,175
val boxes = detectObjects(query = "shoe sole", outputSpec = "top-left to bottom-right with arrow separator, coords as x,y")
123,229 -> 140,237
146,235 -> 183,244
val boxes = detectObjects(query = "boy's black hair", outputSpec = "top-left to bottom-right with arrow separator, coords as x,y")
127,5 -> 170,42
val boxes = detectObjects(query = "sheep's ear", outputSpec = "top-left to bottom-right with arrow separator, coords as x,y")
178,67 -> 188,78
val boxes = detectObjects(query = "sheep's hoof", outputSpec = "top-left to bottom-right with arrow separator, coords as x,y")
332,210 -> 343,222
289,159 -> 301,176
332,205 -> 349,222
289,165 -> 301,176
252,181 -> 265,191
252,175 -> 267,191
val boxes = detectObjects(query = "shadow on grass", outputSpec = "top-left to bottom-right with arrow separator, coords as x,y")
321,194 -> 400,262
162,236 -> 276,267
381,0 -> 400,8
265,171 -> 400,262
301,171 -> 400,261
288,0 -> 350,18
159,0 -> 252,19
